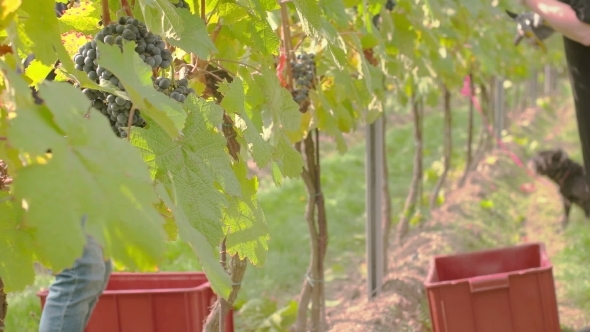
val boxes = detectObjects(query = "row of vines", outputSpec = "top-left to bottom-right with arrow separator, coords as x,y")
0,0 -> 564,331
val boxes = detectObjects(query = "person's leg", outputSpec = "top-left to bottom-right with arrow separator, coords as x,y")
81,253 -> 112,328
563,37 -> 590,183
38,235 -> 111,332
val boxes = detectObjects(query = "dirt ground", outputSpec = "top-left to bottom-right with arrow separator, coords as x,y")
323,103 -> 590,331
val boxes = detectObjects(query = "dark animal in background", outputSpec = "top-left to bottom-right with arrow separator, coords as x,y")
528,148 -> 590,228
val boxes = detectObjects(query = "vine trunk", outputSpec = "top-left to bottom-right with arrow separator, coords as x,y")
293,131 -> 328,332
459,72 -> 475,188
430,85 -> 452,210
396,95 -> 423,245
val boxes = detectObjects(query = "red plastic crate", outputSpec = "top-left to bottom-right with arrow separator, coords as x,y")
37,272 -> 234,332
424,242 -> 560,332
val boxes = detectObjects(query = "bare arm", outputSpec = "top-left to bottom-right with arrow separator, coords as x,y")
524,0 -> 590,46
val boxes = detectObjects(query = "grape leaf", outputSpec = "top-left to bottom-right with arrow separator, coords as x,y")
131,96 -> 241,246
292,0 -> 339,46
18,0 -> 99,89
224,161 -> 269,266
9,81 -> 167,272
96,41 -> 186,138
58,1 -> 102,35
155,182 -> 232,300
0,0 -> 21,30
0,193 -> 36,292
219,78 -> 273,168
138,0 -> 216,59
20,0 -> 64,66
245,19 -> 280,56
241,69 -> 304,178
276,136 -> 304,178
171,7 -> 218,59
24,59 -> 53,86
252,69 -> 302,133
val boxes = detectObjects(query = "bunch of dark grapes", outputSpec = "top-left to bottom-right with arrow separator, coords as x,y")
204,64 -> 233,102
174,0 -> 190,9
153,77 -> 195,103
82,88 -> 146,138
291,53 -> 316,113
72,16 -> 172,84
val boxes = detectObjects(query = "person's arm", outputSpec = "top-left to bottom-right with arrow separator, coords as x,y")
524,0 -> 590,45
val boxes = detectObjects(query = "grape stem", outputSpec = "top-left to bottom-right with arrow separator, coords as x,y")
211,63 -> 235,79
292,35 -> 307,52
120,0 -> 133,17
101,0 -> 111,25
279,2 -> 294,90
210,58 -> 261,73
200,0 -> 206,21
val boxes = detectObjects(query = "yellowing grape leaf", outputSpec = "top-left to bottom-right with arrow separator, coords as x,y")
0,0 -> 21,30
19,0 -> 99,88
155,182 -> 232,300
224,161 -> 269,266
10,81 -> 167,272
58,0 -> 102,35
131,96 -> 241,246
96,41 -> 187,139
24,59 -> 53,86
0,193 -> 36,292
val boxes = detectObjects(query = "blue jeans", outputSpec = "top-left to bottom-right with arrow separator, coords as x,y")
38,235 -> 112,332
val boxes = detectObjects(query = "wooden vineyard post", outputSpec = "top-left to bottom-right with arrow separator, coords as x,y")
529,70 -> 538,105
365,114 -> 384,299
493,76 -> 505,141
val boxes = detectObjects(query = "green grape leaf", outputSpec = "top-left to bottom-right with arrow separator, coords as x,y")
224,161 -> 268,266
248,19 -> 280,56
275,136 -> 304,177
0,193 -> 36,292
292,0 -> 323,40
171,8 -> 217,59
138,0 -> 216,59
58,0 -> 102,35
18,0 -> 98,89
0,0 -> 21,30
155,182 -> 232,300
131,96 -> 241,246
217,2 -> 249,24
242,69 -> 304,178
219,78 -> 273,168
24,59 -> 53,86
96,41 -> 186,138
9,82 -> 167,272
252,69 -> 301,133
20,0 -> 62,65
